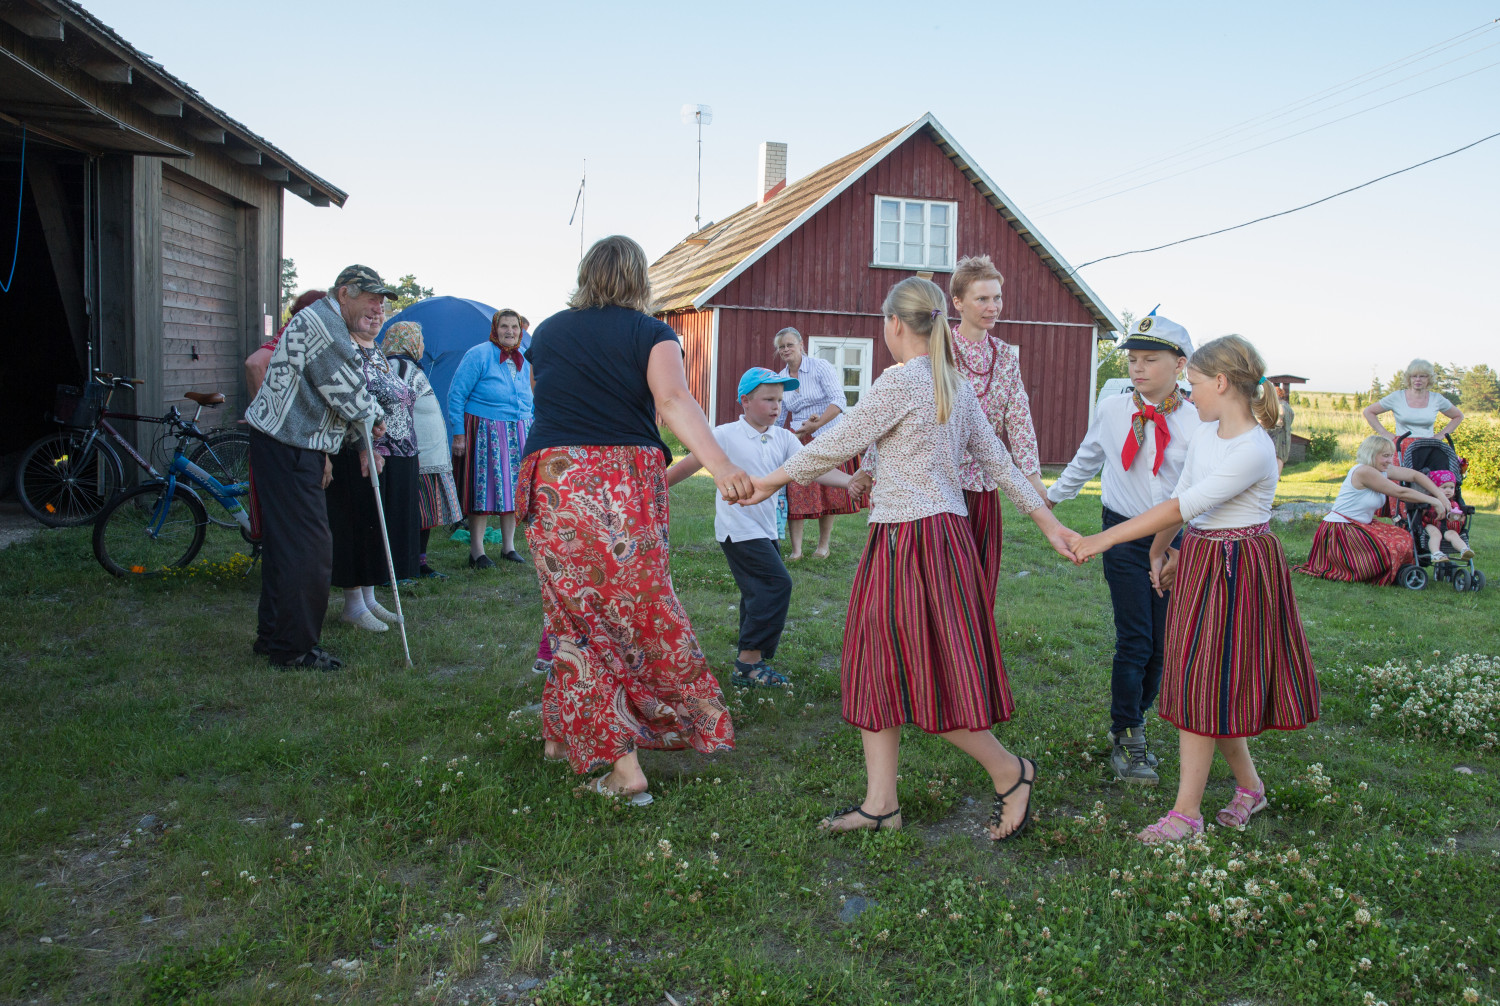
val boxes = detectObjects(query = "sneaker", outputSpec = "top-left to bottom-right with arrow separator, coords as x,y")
730,659 -> 788,688
1460,547 -> 1475,560
1431,551 -> 1449,563
1110,726 -> 1159,786
1107,726 -> 1159,768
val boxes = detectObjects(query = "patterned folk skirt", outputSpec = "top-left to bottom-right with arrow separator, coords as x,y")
840,512 -> 1014,733
1160,525 -> 1319,738
1295,518 -> 1412,586
786,434 -> 862,519
964,488 -> 1003,607
518,445 -> 735,774
461,413 -> 530,516
417,470 -> 462,529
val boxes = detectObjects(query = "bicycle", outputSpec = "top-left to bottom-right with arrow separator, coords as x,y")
15,374 -> 249,528
91,403 -> 261,578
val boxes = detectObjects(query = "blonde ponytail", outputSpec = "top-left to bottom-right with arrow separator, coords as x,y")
1188,334 -> 1280,431
882,277 -> 958,422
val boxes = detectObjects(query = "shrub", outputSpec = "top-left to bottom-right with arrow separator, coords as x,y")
1305,430 -> 1339,462
1452,413 -> 1500,490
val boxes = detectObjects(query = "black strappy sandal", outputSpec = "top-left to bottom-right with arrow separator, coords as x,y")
989,756 -> 1036,843
822,804 -> 902,832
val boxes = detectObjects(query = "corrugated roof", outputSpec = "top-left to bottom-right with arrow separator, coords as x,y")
649,113 -> 1119,334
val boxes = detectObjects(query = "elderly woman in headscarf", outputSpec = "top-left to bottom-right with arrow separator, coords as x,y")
448,308 -> 535,569
383,321 -> 462,578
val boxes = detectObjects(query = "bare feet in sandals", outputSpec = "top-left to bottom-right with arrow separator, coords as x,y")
986,755 -> 1035,842
819,803 -> 902,833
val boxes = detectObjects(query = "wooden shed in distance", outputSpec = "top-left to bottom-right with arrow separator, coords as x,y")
0,0 -> 344,456
648,113 -> 1120,463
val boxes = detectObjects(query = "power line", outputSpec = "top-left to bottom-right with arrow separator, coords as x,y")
1068,130 -> 1500,273
1031,17 -> 1500,211
1041,54 -> 1500,218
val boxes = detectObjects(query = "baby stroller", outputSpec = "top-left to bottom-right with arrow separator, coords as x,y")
1389,436 -> 1484,592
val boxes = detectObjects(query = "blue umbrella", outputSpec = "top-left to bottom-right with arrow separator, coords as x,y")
378,296 -> 530,438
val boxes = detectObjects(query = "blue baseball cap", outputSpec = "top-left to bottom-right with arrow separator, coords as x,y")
737,366 -> 799,398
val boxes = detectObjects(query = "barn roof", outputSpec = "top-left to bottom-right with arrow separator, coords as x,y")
0,0 -> 346,206
649,112 -> 1120,333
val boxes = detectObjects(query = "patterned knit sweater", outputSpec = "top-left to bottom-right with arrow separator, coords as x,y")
246,297 -> 383,452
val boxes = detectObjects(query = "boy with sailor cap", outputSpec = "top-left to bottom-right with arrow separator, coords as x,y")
1047,311 -> 1201,785
665,368 -> 861,690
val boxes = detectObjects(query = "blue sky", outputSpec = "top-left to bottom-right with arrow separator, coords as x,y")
91,1 -> 1499,390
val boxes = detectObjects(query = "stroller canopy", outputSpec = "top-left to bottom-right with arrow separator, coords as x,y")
377,297 -> 530,438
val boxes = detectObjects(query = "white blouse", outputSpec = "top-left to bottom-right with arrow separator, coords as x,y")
777,354 -> 845,438
1047,392 -> 1201,518
1377,390 -> 1455,439
1171,423 -> 1280,530
782,356 -> 1043,524
1322,466 -> 1389,524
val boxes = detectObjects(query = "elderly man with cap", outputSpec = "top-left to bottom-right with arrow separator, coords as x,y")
244,265 -> 395,669
665,366 -> 859,688
1047,312 -> 1200,786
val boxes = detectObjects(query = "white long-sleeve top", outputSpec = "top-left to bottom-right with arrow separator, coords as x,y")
1171,422 -> 1280,530
1046,393 -> 1201,516
782,356 -> 1043,524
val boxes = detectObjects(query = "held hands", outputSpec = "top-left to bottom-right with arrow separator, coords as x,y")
738,475 -> 782,506
846,470 -> 873,505
1041,523 -> 1084,563
714,465 -> 755,505
1149,547 -> 1179,596
1071,534 -> 1108,564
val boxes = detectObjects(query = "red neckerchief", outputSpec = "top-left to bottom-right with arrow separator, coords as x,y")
496,344 -> 523,371
1120,387 -> 1183,476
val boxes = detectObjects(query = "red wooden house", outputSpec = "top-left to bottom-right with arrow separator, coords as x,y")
649,113 -> 1120,463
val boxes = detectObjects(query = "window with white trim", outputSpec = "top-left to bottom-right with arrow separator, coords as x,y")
809,336 -> 873,408
873,197 -> 956,270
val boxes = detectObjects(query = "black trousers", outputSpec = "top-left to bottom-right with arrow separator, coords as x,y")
719,536 -> 793,659
250,430 -> 332,660
1100,505 -> 1170,733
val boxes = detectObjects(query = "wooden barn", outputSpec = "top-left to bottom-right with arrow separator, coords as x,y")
0,0 -> 344,457
649,113 -> 1120,464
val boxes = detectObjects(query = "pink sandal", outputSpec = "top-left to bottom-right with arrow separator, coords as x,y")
1216,785 -> 1268,828
1136,810 -> 1203,845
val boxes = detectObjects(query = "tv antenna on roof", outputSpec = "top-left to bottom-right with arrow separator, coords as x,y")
681,103 -> 713,231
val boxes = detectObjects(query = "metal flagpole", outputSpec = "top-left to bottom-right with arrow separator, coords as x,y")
362,419 -> 412,666
569,160 -> 586,259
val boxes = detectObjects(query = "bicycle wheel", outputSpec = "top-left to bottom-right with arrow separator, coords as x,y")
16,430 -> 126,527
190,431 -> 251,528
92,482 -> 207,577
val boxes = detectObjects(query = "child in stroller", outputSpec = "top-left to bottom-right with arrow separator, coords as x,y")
1393,436 -> 1484,592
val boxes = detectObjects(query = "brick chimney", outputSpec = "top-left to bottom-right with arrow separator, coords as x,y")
758,141 -> 787,204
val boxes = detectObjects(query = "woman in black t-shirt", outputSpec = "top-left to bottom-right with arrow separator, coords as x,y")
520,236 -> 753,805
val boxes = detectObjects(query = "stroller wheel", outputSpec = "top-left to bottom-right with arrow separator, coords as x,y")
1452,569 -> 1470,593
1396,564 -> 1427,591
1470,570 -> 1485,593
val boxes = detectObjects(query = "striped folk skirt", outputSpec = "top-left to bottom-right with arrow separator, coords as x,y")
417,470 -> 461,529
840,512 -> 1014,733
1159,525 -> 1319,739
964,488 -> 1003,607
786,435 -> 862,519
519,445 -> 735,774
1295,518 -> 1413,587
461,413 -> 530,516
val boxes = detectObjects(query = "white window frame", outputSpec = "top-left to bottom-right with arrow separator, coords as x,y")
871,196 -> 958,271
808,336 -> 873,408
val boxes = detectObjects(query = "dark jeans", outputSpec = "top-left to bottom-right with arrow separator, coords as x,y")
719,536 -> 793,659
1101,505 -> 1169,733
250,430 -> 332,660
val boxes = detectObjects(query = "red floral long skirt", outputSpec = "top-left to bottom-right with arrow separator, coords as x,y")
518,445 -> 735,774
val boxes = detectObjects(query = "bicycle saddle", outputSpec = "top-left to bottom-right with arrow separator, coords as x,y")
184,391 -> 225,407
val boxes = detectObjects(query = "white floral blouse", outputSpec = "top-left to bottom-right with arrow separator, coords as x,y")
783,356 -> 1044,524
950,327 -> 1041,491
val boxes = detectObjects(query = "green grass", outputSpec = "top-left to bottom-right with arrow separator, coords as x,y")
1,458 -> 1497,1005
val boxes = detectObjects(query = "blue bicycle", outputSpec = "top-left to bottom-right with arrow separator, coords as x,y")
92,393 -> 260,577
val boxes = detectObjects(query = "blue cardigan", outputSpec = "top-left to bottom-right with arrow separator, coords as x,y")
447,340 -> 534,434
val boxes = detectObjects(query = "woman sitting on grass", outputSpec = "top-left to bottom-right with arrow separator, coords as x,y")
742,277 -> 1083,841
1295,434 -> 1447,586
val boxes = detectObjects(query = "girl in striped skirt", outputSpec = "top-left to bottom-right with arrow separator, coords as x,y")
743,277 -> 1084,841
1074,335 -> 1319,844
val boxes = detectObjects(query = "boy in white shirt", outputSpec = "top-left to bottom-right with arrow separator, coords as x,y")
666,367 -> 857,689
1047,314 -> 1200,786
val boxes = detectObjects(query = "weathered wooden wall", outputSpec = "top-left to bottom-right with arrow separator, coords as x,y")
660,308 -> 715,416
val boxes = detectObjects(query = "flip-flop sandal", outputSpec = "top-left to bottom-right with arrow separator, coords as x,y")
819,803 -> 901,832
592,775 -> 653,807
989,755 -> 1036,842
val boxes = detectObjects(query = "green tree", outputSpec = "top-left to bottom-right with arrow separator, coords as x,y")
1457,364 -> 1500,413
279,258 -> 298,314
1094,310 -> 1133,397
1336,395 -> 1349,411
1367,371 -> 1383,399
388,274 -> 435,313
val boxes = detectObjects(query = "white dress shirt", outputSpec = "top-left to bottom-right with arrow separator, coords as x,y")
711,419 -> 802,542
1047,393 -> 1201,517
1172,423 -> 1280,530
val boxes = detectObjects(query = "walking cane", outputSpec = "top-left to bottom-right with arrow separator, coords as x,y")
362,419 -> 412,666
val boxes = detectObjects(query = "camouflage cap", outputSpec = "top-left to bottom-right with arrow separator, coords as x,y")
333,264 -> 398,299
